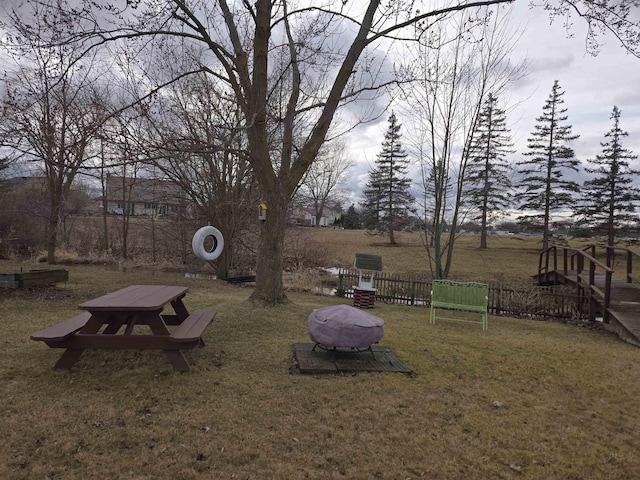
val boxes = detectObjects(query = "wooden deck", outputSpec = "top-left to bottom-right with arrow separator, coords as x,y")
544,270 -> 640,347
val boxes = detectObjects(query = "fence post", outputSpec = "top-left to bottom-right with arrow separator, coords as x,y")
604,269 -> 612,324
544,249 -> 550,283
411,280 -> 416,306
492,286 -> 500,315
575,255 -> 583,316
589,261 -> 597,322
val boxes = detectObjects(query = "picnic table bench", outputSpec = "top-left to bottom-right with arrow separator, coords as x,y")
31,285 -> 216,372
31,312 -> 92,342
172,309 -> 217,343
429,279 -> 489,330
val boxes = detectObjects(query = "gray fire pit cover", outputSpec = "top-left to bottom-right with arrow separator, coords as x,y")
308,304 -> 384,349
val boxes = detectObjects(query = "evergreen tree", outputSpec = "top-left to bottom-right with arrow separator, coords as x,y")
578,106 -> 639,254
465,93 -> 514,249
342,204 -> 362,229
361,166 -> 385,230
361,112 -> 414,244
516,80 -> 580,250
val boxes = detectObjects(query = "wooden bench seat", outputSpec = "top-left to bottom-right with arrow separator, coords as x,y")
31,312 -> 92,343
171,309 -> 217,343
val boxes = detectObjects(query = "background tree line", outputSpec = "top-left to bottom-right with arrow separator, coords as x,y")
354,77 -> 638,278
0,0 -> 638,299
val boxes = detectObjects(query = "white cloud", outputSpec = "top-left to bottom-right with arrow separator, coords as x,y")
344,2 -> 640,199
509,2 -> 640,159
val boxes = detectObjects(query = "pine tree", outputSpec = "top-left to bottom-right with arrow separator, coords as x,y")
361,166 -> 384,230
342,204 -> 362,229
516,80 -> 580,250
466,93 -> 514,249
361,112 -> 414,244
578,106 -> 639,253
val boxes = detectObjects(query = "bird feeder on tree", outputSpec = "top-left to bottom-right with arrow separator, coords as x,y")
258,203 -> 267,221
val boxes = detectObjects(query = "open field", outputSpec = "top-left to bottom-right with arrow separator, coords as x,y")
36,216 -> 637,285
292,229 -> 624,283
2,261 -> 640,479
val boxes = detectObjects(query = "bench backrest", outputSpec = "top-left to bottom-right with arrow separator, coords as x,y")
431,279 -> 488,311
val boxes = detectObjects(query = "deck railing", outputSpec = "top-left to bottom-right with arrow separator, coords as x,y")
538,246 -> 614,323
601,246 -> 640,284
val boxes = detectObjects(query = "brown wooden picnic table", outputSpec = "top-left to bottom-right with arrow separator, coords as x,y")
31,285 -> 216,372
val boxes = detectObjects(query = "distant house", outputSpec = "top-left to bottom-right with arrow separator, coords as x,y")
105,175 -> 186,217
289,206 -> 341,227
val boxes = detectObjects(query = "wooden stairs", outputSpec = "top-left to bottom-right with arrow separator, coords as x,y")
536,245 -> 640,347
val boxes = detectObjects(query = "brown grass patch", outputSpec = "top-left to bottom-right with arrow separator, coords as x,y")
1,262 -> 640,479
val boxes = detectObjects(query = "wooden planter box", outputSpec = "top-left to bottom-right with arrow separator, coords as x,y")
0,269 -> 69,288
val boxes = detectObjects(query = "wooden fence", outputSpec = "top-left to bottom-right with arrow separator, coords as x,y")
337,269 -> 588,320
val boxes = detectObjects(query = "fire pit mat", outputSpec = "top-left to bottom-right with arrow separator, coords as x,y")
292,343 -> 412,374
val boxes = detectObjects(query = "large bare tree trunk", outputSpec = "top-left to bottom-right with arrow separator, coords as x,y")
46,192 -> 61,263
216,223 -> 234,279
250,187 -> 288,304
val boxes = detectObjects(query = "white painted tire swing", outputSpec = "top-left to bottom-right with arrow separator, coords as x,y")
192,226 -> 224,261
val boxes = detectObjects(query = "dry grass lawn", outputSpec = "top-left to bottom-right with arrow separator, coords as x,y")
2,251 -> 640,479
296,229 -> 609,284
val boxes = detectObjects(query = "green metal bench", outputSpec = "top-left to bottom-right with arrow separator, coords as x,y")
429,280 -> 489,330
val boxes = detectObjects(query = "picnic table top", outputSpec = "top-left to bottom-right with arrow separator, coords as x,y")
78,285 -> 189,312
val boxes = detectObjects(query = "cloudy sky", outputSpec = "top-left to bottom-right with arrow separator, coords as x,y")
343,1 -> 640,205
1,0 -> 638,203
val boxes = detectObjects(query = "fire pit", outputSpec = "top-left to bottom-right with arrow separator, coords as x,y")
308,304 -> 384,351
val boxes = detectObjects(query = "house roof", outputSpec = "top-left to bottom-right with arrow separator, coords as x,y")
106,176 -> 183,204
